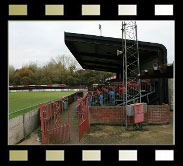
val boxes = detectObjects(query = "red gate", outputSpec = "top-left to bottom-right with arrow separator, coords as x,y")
78,96 -> 89,141
40,97 -> 70,144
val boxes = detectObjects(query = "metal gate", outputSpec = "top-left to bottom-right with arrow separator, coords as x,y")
78,96 -> 89,141
40,97 -> 70,144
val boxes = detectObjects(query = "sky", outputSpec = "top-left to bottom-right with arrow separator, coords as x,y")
9,21 -> 175,69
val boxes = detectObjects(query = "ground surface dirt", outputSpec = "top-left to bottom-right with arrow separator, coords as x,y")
82,123 -> 173,144
19,130 -> 41,145
19,102 -> 173,145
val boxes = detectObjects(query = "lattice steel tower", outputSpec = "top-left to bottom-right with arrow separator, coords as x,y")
121,21 -> 142,129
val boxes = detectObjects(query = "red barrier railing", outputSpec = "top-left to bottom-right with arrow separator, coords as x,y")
40,97 -> 70,144
78,96 -> 89,141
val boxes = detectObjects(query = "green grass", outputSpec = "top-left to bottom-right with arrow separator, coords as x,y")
9,91 -> 76,119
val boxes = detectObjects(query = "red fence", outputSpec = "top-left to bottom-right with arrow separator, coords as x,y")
78,96 -> 89,141
40,97 -> 70,144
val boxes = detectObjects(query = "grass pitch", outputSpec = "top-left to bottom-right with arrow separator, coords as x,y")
9,91 -> 76,119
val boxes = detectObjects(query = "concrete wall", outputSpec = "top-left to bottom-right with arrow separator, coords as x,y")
89,105 -> 170,125
8,108 -> 40,145
168,78 -> 174,110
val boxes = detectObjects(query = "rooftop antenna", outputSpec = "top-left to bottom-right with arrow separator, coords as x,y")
99,24 -> 102,36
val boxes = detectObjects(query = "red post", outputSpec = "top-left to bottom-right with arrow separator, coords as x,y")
62,100 -> 65,142
51,102 -> 54,143
67,97 -> 70,141
53,102 -> 56,143
47,104 -> 50,144
78,99 -> 80,141
40,104 -> 45,144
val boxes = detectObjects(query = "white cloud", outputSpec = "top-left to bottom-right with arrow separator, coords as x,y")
9,21 -> 174,69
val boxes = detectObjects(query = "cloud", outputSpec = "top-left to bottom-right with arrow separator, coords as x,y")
9,21 -> 174,69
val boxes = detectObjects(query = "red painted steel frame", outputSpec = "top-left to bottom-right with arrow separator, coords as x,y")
40,97 -> 70,144
78,96 -> 89,141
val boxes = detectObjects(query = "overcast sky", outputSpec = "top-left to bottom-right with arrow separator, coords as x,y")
9,21 -> 174,69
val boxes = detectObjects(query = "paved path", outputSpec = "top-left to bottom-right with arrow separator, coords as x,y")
67,101 -> 81,144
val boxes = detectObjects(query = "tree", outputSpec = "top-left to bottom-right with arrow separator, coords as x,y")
13,67 -> 35,85
9,65 -> 15,85
9,55 -> 115,86
26,62 -> 39,73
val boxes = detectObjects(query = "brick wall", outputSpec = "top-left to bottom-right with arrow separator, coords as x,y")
89,105 -> 170,125
144,105 -> 170,123
168,78 -> 174,110
89,106 -> 125,124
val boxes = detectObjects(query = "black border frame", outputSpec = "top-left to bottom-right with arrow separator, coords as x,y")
0,0 -> 180,165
